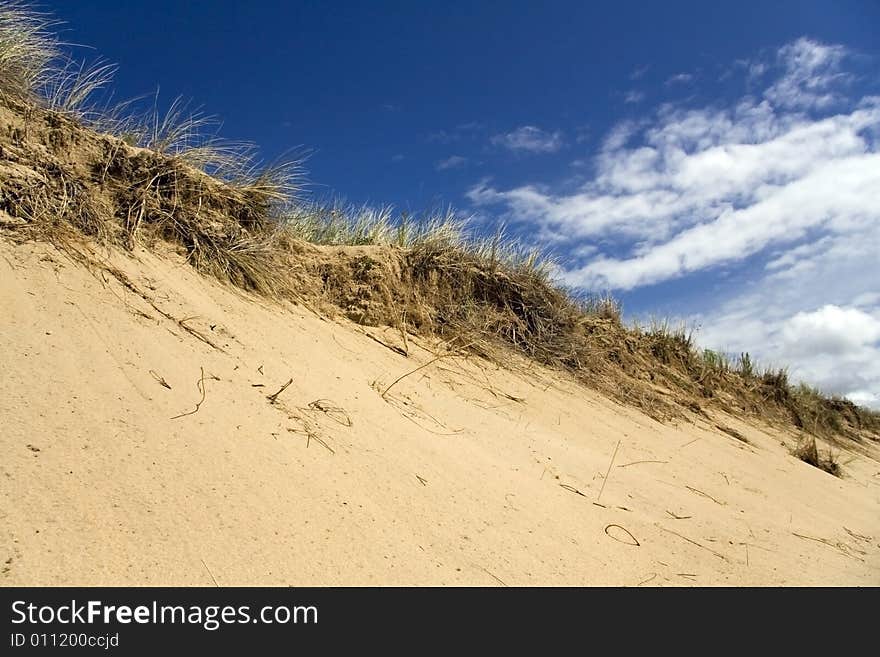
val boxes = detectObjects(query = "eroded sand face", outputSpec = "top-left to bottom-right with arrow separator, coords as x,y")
1,240 -> 878,586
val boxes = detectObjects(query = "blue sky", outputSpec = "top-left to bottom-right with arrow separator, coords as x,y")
48,1 -> 880,406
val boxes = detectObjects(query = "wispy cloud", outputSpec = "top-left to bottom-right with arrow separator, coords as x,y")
467,37 -> 880,404
764,38 -> 849,109
455,121 -> 484,132
426,129 -> 456,144
435,155 -> 468,170
491,126 -> 564,153
623,90 -> 645,104
629,64 -> 651,80
426,122 -> 484,144
665,72 -> 694,85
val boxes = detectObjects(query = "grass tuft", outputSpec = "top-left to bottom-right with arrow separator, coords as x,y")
793,436 -> 841,477
0,1 -> 57,102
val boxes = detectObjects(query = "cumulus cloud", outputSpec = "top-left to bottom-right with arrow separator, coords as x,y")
468,37 -> 880,405
782,306 -> 880,356
491,126 -> 564,153
697,274 -> 880,407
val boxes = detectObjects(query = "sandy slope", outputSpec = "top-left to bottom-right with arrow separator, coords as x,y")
1,238 -> 878,586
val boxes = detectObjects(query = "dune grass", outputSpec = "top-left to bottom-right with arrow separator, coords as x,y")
794,436 -> 841,477
1,1 -> 877,454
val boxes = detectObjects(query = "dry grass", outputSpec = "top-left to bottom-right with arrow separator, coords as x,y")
0,1 -> 57,102
793,436 -> 841,477
1,1 -> 878,446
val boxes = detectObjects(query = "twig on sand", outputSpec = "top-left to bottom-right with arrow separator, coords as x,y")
792,532 -> 865,562
843,527 -> 871,543
383,394 -> 462,435
307,433 -> 335,454
200,558 -> 219,587
171,367 -> 207,419
656,524 -> 729,561
149,369 -> 171,389
330,332 -> 358,354
287,427 -> 335,454
380,342 -> 474,399
685,485 -> 725,505
597,440 -> 621,502
560,484 -> 586,497
382,356 -> 446,398
478,566 -> 508,587
666,510 -> 692,520
399,310 -> 409,356
416,474 -> 428,486
267,378 -> 293,404
308,399 -> 352,427
363,331 -> 408,357
178,316 -> 224,351
637,573 -> 657,586
618,459 -> 667,468
605,524 -> 640,546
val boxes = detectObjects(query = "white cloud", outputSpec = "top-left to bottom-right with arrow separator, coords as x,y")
435,155 -> 468,170
747,61 -> 767,81
623,90 -> 645,104
686,220 -> 880,405
696,256 -> 880,406
469,55 -> 878,289
491,126 -> 564,153
666,73 -> 694,85
764,37 -> 849,109
467,37 -> 880,405
782,305 -> 880,356
562,149 -> 880,290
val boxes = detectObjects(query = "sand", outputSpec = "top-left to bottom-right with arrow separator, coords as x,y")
1,238 -> 878,586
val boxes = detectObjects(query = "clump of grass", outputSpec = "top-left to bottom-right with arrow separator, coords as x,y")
640,322 -> 695,367
41,56 -> 116,114
737,352 -> 755,378
0,3 -> 307,297
282,202 -> 398,245
0,1 -> 57,102
1,3 -> 301,202
402,230 -> 592,368
279,203 -> 471,250
793,436 -> 841,477
702,349 -> 730,372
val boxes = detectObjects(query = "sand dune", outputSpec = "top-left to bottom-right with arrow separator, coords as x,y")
2,238 -> 878,586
